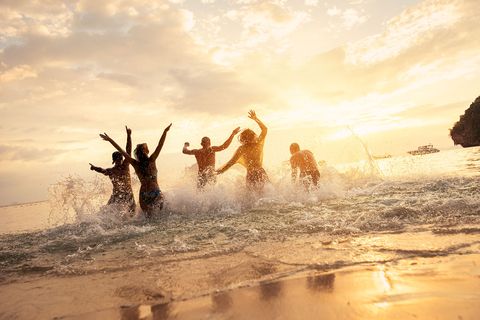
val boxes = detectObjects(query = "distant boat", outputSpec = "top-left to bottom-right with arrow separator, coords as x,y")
372,154 -> 392,160
407,144 -> 440,155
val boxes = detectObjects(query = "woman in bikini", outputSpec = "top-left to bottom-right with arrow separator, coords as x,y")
216,110 -> 269,192
89,126 -> 136,216
100,124 -> 171,218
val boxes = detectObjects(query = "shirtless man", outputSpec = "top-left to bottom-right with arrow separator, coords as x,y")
289,143 -> 320,189
90,126 -> 135,215
183,127 -> 241,189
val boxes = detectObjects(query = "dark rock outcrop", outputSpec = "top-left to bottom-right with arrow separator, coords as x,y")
450,96 -> 480,147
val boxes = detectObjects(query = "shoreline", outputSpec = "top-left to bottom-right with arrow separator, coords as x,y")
0,237 -> 479,319
0,200 -> 48,209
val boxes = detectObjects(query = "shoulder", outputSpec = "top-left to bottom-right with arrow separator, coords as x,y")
303,150 -> 313,156
304,150 -> 316,159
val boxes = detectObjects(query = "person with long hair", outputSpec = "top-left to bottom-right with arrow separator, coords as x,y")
216,110 -> 269,192
100,124 -> 171,218
89,126 -> 135,216
182,127 -> 240,189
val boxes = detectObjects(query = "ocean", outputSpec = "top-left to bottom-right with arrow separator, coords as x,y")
0,146 -> 479,319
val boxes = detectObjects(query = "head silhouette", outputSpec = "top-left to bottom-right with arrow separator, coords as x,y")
290,143 -> 300,155
239,129 -> 257,145
201,137 -> 211,148
112,151 -> 123,165
134,143 -> 149,162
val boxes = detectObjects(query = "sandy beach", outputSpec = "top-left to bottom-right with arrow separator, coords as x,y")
2,0 -> 480,318
1,229 -> 479,319
1,150 -> 480,319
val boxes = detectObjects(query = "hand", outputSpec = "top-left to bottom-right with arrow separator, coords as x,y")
184,142 -> 190,147
125,125 -> 131,135
89,163 -> 95,170
99,133 -> 111,142
248,110 -> 257,120
232,127 -> 241,135
164,123 -> 172,132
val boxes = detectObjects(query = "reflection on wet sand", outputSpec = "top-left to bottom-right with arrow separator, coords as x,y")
118,303 -> 170,320
259,281 -> 283,300
119,305 -> 139,320
63,256 -> 480,320
211,291 -> 233,313
306,273 -> 335,293
151,303 -> 170,320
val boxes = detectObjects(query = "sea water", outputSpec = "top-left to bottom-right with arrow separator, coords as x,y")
1,147 -> 479,281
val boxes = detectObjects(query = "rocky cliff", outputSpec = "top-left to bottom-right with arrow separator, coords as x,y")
450,96 -> 480,147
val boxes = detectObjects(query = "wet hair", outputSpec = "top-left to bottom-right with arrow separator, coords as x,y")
134,143 -> 150,174
201,137 -> 211,147
134,143 -> 149,160
239,129 -> 257,144
112,151 -> 123,164
290,143 -> 300,154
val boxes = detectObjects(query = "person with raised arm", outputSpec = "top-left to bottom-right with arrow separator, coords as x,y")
89,126 -> 136,216
183,127 -> 241,189
216,110 -> 269,192
289,143 -> 321,190
100,123 -> 172,218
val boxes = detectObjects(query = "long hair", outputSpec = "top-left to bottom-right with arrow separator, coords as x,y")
239,129 -> 257,144
134,143 -> 149,173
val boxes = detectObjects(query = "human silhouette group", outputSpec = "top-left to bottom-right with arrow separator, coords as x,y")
90,110 -> 321,218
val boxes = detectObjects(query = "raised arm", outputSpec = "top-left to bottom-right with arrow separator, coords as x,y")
89,163 -> 109,176
248,110 -> 267,142
212,127 -> 241,152
99,132 -> 135,164
182,142 -> 198,155
151,123 -> 172,161
125,126 -> 132,157
216,147 -> 243,174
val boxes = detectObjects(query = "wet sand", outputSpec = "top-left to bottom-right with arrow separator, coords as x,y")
0,241 -> 478,319
67,254 -> 480,320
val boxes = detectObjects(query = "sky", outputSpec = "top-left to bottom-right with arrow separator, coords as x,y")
0,0 -> 479,205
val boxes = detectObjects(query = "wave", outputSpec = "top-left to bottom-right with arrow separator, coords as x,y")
1,155 -> 480,278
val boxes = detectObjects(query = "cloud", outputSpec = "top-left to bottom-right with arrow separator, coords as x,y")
0,145 -> 68,162
0,0 -> 271,116
326,6 -> 367,29
305,0 -> 319,7
1,0 -> 480,206
0,65 -> 37,83
0,0 -> 73,40
327,6 -> 341,16
341,8 -> 367,29
215,1 -> 310,48
96,72 -> 139,87
345,0 -> 462,65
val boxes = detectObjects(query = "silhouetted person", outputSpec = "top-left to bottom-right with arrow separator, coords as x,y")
217,110 -> 269,192
100,124 -> 171,218
89,126 -> 135,216
290,143 -> 320,189
183,127 -> 240,189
